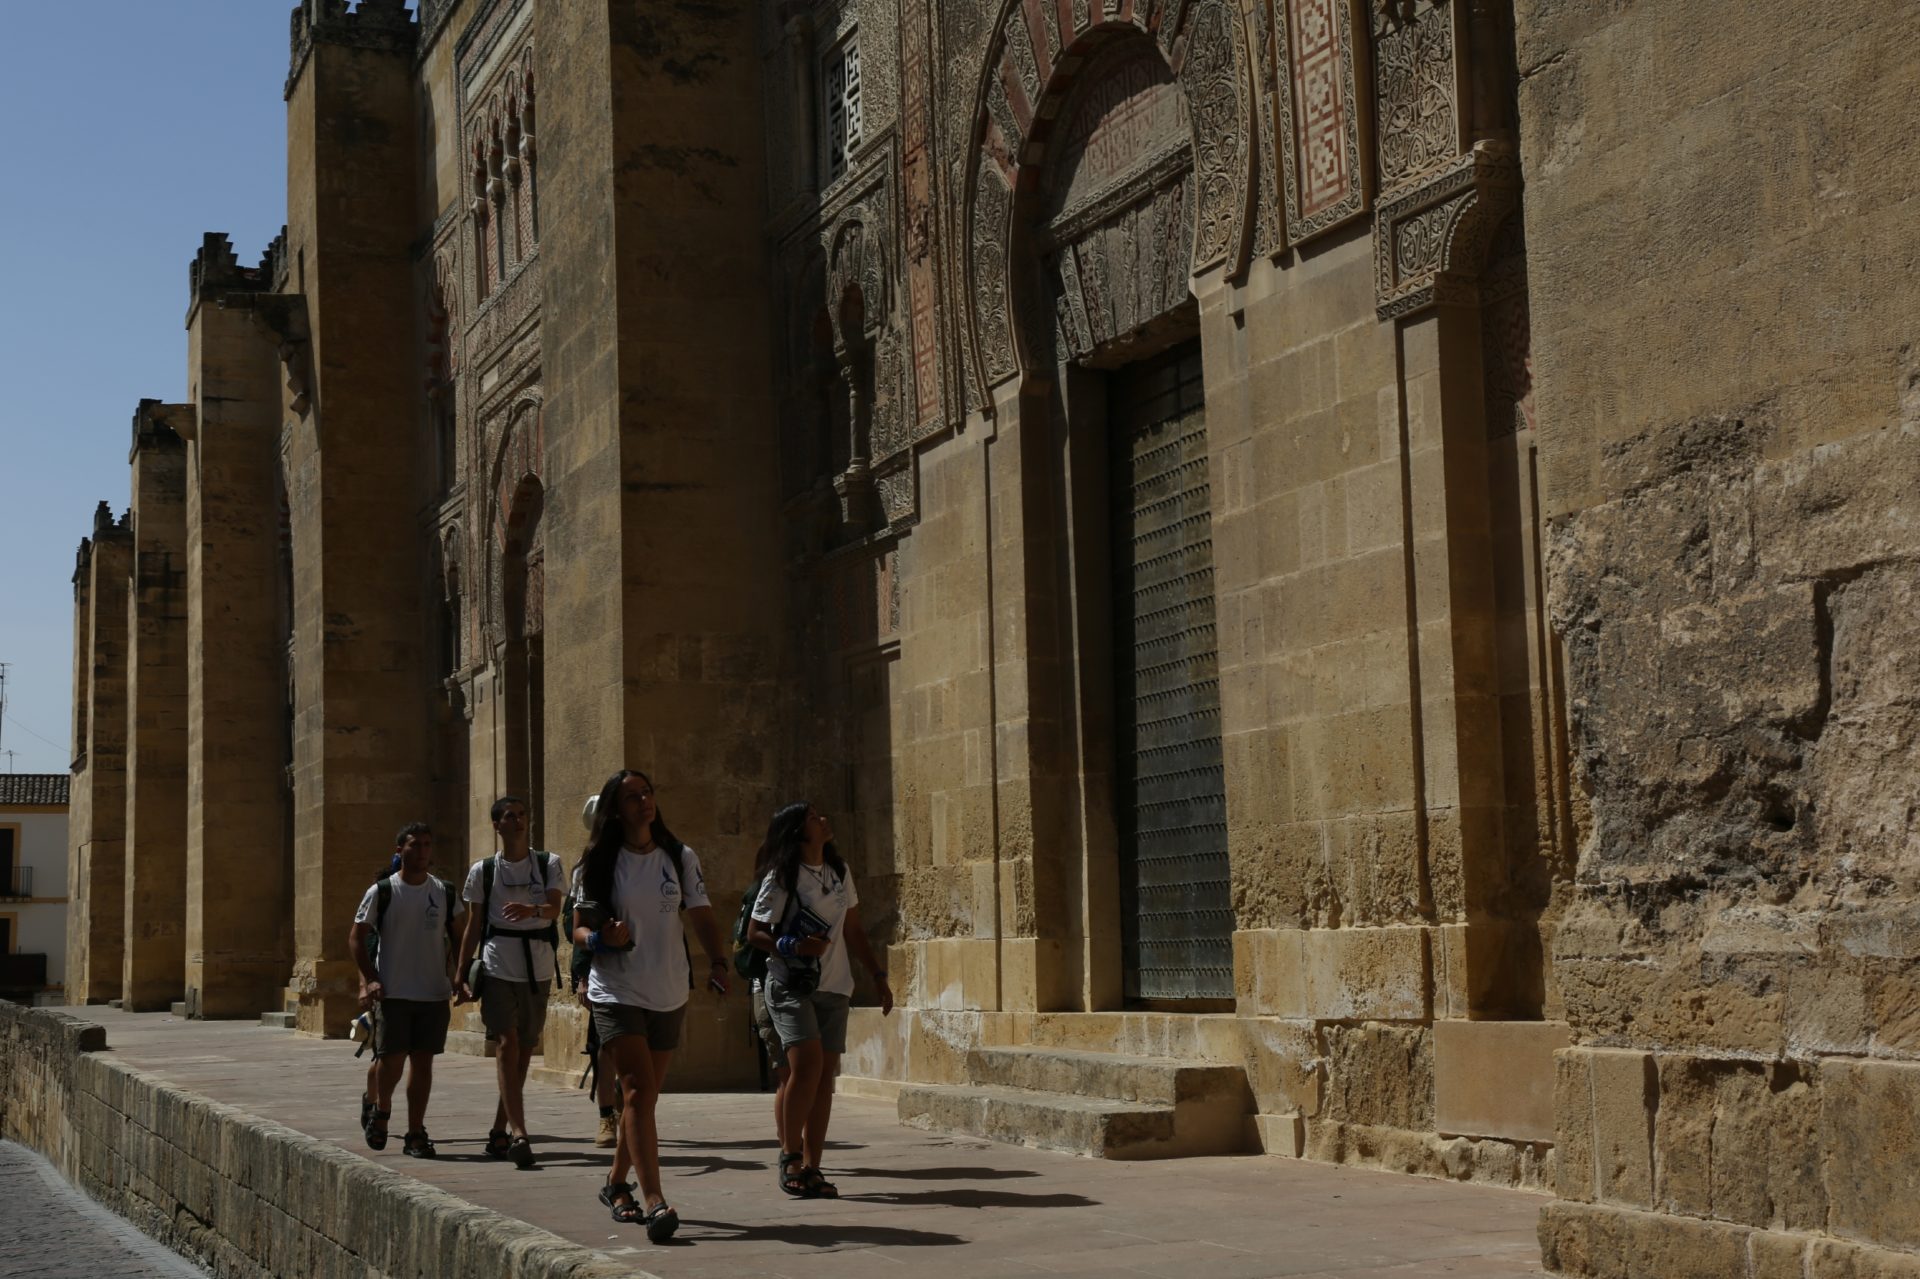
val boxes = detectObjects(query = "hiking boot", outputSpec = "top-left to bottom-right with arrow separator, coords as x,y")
595,1112 -> 618,1149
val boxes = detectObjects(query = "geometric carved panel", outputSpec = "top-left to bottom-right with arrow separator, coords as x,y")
1274,0 -> 1370,244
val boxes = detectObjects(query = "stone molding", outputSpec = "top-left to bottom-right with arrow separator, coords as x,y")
1370,138 -> 1516,319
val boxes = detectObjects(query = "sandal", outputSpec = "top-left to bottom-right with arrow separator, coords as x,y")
364,1109 -> 390,1151
358,1092 -> 374,1133
802,1165 -> 839,1199
484,1129 -> 512,1159
643,1201 -> 680,1244
508,1136 -> 536,1170
402,1130 -> 438,1159
778,1152 -> 810,1197
600,1180 -> 643,1224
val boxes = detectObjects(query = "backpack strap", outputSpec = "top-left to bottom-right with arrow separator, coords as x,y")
375,876 -> 394,931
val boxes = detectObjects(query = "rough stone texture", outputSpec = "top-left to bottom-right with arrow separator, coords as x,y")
1522,0 -> 1920,1268
67,509 -> 131,1006
0,1003 -> 640,1279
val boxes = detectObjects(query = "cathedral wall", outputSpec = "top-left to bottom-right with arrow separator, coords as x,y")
1520,1 -> 1920,1272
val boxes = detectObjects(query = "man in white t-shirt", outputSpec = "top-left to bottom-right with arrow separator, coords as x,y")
348,821 -> 465,1159
454,796 -> 564,1170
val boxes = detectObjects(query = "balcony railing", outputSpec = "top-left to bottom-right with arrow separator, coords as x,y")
0,953 -> 47,990
0,866 -> 31,899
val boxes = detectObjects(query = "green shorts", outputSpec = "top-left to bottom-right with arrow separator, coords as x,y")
591,1000 -> 687,1052
751,985 -> 784,1061
480,977 -> 551,1044
763,979 -> 851,1054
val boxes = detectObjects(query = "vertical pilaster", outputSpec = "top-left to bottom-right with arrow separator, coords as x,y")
284,0 -> 431,1034
122,402 -> 191,1010
184,239 -> 294,1019
66,505 -> 132,1004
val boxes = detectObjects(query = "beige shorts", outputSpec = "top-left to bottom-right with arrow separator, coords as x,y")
591,1000 -> 687,1051
480,977 -> 551,1044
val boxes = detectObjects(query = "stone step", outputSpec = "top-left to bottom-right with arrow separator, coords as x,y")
966,1045 -> 1248,1108
899,1083 -> 1180,1159
1022,1011 -> 1243,1062
169,1001 -> 188,1019
445,1030 -> 497,1059
259,1011 -> 295,1029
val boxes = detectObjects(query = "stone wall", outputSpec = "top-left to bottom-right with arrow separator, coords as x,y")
0,1002 -> 636,1279
1521,0 -> 1920,1272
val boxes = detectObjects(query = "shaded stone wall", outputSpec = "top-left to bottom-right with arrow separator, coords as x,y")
1519,0 -> 1920,1272
67,509 -> 131,1005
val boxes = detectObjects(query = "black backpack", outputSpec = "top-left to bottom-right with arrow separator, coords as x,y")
477,851 -> 562,990
579,843 -> 695,989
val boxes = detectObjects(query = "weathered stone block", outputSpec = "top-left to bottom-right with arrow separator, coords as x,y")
1433,1020 -> 1568,1143
1821,1058 -> 1920,1252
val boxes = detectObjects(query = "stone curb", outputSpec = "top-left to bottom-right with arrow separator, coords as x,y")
0,1002 -> 657,1279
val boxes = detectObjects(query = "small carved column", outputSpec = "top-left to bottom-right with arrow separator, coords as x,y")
831,344 -> 876,536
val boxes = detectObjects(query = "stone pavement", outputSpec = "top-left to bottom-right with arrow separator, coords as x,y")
0,1139 -> 210,1277
85,1009 -> 1545,1278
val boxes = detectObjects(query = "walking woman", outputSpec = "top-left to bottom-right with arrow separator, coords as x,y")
748,802 -> 893,1199
572,770 -> 732,1241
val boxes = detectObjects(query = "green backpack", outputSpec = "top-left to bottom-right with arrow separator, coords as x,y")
732,874 -> 769,982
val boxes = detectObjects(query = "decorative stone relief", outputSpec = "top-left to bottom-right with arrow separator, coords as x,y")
1371,0 -> 1462,194
875,456 -> 918,529
1179,0 -> 1251,274
1371,139 -> 1517,318
1273,0 -> 1371,244
973,165 -> 1018,386
1480,212 -> 1532,438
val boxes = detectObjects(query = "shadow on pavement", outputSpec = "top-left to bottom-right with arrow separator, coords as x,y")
842,1165 -> 1041,1182
681,1219 -> 967,1248
662,1154 -> 767,1175
844,1188 -> 1098,1210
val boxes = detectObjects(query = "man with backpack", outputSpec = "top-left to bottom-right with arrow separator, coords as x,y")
348,821 -> 464,1158
454,797 -> 565,1170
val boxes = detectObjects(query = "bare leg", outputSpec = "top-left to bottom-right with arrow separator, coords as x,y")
404,1053 -> 434,1133
803,1052 -> 839,1170
632,1047 -> 674,1209
494,1029 -> 529,1138
607,1033 -> 656,1192
374,1052 -> 407,1112
771,1063 -> 791,1152
780,1039 -> 824,1166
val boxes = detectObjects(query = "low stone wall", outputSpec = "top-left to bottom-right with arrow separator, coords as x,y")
0,1002 -> 643,1279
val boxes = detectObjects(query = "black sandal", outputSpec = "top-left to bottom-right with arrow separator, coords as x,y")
778,1152 -> 809,1197
358,1092 -> 374,1132
802,1166 -> 839,1199
484,1129 -> 512,1159
643,1201 -> 680,1244
508,1136 -> 536,1169
402,1130 -> 437,1159
600,1180 -> 643,1224
364,1109 -> 390,1151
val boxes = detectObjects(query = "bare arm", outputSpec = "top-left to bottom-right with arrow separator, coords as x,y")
348,921 -> 381,1004
687,904 -> 731,994
842,905 -> 893,1015
453,901 -> 483,999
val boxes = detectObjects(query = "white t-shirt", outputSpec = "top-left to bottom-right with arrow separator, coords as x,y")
584,845 -> 711,1011
354,875 -> 464,1001
462,851 -> 565,983
753,861 -> 859,997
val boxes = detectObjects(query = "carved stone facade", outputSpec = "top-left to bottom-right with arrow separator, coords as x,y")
62,4 -> 1918,1269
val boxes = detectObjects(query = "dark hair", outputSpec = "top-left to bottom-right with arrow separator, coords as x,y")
579,770 -> 684,911
761,801 -> 846,897
394,820 -> 432,847
490,795 -> 527,823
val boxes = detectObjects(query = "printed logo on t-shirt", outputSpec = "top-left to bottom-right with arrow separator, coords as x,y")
659,861 -> 680,912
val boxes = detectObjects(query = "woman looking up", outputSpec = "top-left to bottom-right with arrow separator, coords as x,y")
748,802 -> 893,1199
573,770 -> 732,1242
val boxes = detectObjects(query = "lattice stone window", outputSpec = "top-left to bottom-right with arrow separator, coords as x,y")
822,39 -> 862,184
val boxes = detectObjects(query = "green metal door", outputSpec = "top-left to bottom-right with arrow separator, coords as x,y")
1111,341 -> 1233,1001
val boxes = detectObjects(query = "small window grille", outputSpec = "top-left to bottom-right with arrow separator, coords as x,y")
823,41 -> 862,184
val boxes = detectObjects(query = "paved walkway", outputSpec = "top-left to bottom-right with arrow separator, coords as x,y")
0,1139 -> 210,1277
83,1009 -> 1545,1278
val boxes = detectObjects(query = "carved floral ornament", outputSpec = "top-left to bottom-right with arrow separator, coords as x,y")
959,0 -> 1260,402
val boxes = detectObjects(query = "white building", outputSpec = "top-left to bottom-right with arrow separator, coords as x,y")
0,774 -> 68,1004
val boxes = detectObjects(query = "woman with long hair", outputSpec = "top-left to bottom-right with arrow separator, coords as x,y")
747,801 -> 893,1199
572,770 -> 732,1241
746,832 -> 791,1162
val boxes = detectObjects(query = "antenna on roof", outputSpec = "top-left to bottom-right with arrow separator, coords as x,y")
0,662 -> 10,766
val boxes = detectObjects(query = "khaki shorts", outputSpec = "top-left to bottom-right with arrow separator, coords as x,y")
592,1000 -> 687,1052
751,985 -> 784,1061
374,998 -> 450,1057
763,980 -> 851,1054
481,977 -> 551,1044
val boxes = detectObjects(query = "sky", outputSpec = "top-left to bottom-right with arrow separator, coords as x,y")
0,3 -> 416,775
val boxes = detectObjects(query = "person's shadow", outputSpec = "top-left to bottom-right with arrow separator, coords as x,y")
838,1165 -> 1040,1182
843,1187 -> 1097,1210
680,1220 -> 966,1248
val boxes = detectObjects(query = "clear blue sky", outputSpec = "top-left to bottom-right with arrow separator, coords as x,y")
0,4 -> 417,775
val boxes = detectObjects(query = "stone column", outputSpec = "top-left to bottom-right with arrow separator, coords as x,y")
183,237 -> 293,1020
122,402 -> 192,1010
283,1 -> 433,1034
538,0 -> 784,1078
66,504 -> 132,1004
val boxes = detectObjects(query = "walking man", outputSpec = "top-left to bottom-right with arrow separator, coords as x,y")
348,821 -> 464,1158
456,796 -> 565,1169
